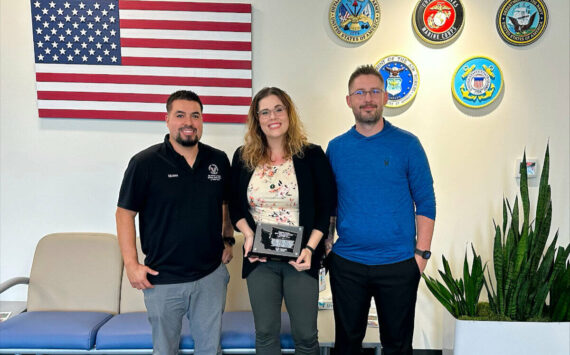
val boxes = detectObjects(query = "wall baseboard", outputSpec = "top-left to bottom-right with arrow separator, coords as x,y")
330,349 -> 442,354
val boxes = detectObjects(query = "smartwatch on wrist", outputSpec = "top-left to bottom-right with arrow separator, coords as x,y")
415,248 -> 431,260
223,236 -> 235,247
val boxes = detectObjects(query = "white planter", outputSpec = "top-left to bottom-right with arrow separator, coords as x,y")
442,310 -> 570,355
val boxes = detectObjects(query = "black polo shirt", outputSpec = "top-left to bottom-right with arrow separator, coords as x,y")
118,135 -> 231,284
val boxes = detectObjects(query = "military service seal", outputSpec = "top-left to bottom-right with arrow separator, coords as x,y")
452,56 -> 503,109
412,0 -> 465,45
329,0 -> 381,43
375,55 -> 419,108
496,0 -> 548,46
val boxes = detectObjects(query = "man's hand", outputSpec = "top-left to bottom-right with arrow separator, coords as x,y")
125,262 -> 158,290
415,254 -> 427,274
289,248 -> 311,271
222,244 -> 233,264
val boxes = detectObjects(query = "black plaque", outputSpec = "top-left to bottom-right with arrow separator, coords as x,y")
250,223 -> 304,260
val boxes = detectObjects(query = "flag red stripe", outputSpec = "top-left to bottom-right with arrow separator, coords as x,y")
120,19 -> 251,32
119,0 -> 251,13
36,73 -> 251,88
37,91 -> 252,106
38,109 -> 247,123
120,38 -> 251,51
121,57 -> 251,69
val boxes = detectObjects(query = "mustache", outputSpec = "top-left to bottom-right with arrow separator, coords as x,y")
179,125 -> 197,132
359,104 -> 378,109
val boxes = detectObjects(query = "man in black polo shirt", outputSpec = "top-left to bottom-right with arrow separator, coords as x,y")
116,90 -> 234,355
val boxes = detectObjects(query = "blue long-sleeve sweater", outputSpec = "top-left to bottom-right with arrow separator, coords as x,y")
326,120 -> 436,265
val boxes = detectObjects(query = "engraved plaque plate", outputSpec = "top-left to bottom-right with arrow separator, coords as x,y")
251,223 -> 304,260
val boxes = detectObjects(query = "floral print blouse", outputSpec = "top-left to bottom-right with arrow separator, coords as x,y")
247,159 -> 300,226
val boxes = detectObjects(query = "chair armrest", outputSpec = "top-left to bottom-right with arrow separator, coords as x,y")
0,277 -> 30,294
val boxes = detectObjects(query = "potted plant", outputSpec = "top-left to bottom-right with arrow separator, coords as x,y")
423,144 -> 570,355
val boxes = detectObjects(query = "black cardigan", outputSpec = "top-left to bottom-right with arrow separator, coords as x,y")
230,144 -> 336,279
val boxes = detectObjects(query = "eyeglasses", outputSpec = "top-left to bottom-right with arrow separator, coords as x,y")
257,105 -> 286,119
349,88 -> 384,98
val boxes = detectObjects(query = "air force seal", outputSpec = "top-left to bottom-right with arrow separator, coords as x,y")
412,0 -> 465,45
375,55 -> 419,108
329,0 -> 381,43
452,56 -> 503,109
496,0 -> 548,46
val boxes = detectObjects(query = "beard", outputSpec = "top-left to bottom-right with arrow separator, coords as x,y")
354,104 -> 382,125
175,127 -> 199,147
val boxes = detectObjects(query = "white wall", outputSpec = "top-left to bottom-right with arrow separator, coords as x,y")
1,0 -> 568,350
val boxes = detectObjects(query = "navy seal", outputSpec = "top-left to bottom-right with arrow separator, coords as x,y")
496,0 -> 548,46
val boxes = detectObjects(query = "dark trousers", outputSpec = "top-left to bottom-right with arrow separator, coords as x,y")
328,252 -> 421,355
247,261 -> 320,355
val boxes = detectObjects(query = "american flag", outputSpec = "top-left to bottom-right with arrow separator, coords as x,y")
30,0 -> 252,123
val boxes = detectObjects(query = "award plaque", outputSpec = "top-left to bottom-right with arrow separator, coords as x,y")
251,223 -> 304,260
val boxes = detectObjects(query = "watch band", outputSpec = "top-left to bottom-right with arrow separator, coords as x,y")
223,236 -> 235,246
305,245 -> 315,254
415,248 -> 431,259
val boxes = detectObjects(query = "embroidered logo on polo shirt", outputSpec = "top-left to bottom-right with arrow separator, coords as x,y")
168,174 -> 179,178
208,164 -> 221,181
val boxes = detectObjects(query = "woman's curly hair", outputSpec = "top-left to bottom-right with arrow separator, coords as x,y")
241,87 -> 308,170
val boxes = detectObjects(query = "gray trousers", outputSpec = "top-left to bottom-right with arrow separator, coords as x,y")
247,261 -> 319,355
143,263 -> 230,355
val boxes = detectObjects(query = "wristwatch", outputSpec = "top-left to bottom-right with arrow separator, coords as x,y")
415,248 -> 431,260
223,236 -> 235,247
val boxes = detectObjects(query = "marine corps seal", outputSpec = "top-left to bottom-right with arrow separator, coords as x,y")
452,56 -> 503,109
496,0 -> 548,46
374,55 -> 419,108
412,0 -> 465,45
329,0 -> 381,43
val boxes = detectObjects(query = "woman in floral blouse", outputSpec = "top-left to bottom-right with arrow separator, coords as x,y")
230,87 -> 336,355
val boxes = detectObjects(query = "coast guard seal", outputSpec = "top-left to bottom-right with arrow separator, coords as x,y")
374,55 -> 419,108
496,0 -> 548,46
329,0 -> 381,43
412,0 -> 465,45
452,56 -> 503,109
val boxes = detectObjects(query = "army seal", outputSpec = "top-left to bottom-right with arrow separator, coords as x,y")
375,55 -> 419,108
496,0 -> 548,46
329,0 -> 381,43
412,0 -> 465,45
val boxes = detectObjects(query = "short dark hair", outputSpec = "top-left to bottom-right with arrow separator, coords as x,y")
166,90 -> 203,113
348,65 -> 384,91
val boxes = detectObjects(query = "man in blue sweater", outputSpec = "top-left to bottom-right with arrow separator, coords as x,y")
326,65 -> 436,355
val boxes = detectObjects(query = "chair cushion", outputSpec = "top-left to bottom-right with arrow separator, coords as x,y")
28,233 -> 122,314
97,311 -> 293,351
0,311 -> 112,350
95,312 -> 194,349
221,311 -> 293,350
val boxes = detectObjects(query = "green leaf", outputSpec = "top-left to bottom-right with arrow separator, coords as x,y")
493,224 -> 504,310
510,197 -> 520,243
502,199 -> 508,235
535,144 -> 550,221
530,199 -> 552,274
519,151 -> 530,234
